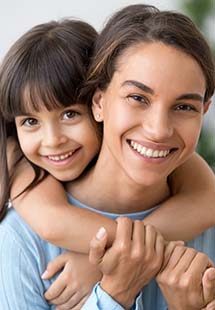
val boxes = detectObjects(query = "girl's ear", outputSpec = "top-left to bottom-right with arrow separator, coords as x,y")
203,99 -> 212,114
92,88 -> 105,122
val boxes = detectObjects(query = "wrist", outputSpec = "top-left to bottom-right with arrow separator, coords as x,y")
100,277 -> 135,309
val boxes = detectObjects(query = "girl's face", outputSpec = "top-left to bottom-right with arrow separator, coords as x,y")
15,103 -> 100,181
93,42 -> 210,187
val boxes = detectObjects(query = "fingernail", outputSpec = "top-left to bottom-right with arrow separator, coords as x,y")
96,227 -> 106,240
41,270 -> 49,279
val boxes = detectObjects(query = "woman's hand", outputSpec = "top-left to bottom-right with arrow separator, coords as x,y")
42,251 -> 102,309
89,217 -> 165,308
156,243 -> 215,310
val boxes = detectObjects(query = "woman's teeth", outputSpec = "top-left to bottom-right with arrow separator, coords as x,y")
130,141 -> 170,158
48,151 -> 73,161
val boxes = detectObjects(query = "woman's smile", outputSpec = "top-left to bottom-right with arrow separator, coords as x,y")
92,42 -> 206,187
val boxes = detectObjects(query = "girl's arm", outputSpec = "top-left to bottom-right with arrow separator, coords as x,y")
144,153 -> 215,241
11,139 -> 215,252
10,158 -> 117,253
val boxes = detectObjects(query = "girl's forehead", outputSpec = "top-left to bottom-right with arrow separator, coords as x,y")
20,85 -> 67,115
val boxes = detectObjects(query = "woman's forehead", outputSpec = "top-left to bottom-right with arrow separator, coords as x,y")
113,42 -> 206,96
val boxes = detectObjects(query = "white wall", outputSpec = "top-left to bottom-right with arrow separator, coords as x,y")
0,0 -> 180,60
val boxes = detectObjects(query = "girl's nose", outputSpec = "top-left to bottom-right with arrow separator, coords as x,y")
42,126 -> 68,148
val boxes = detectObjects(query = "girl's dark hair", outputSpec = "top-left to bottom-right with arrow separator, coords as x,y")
81,4 -> 215,104
0,19 -> 97,220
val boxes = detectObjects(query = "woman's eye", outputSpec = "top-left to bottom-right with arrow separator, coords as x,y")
22,118 -> 38,127
175,104 -> 197,112
127,94 -> 148,105
63,110 -> 80,120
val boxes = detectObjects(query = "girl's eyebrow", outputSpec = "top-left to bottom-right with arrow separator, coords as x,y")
18,110 -> 38,116
121,80 -> 154,95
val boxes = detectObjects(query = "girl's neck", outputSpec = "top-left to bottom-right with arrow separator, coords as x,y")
67,149 -> 170,214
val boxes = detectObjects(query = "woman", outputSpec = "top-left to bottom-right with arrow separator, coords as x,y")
67,4 -> 215,309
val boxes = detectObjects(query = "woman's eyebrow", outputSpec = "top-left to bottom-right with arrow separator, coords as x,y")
176,93 -> 204,102
121,80 -> 154,95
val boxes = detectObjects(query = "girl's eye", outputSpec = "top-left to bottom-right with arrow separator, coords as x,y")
63,110 -> 80,120
22,118 -> 38,127
127,94 -> 149,105
175,104 -> 197,112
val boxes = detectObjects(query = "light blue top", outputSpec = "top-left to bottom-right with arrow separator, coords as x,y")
0,194 -> 214,310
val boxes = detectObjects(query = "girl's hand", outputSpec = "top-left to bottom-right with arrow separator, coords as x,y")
89,217 -> 165,309
156,244 -> 215,310
42,251 -> 102,309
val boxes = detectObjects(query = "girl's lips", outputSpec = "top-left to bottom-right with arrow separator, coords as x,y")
42,147 -> 82,167
47,151 -> 74,161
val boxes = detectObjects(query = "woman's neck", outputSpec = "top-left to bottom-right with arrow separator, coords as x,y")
67,149 -> 170,214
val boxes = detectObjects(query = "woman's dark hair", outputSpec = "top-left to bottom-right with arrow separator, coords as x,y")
81,4 -> 215,105
0,19 -> 97,220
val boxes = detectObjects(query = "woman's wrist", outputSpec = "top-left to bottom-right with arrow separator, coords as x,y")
100,277 -> 136,309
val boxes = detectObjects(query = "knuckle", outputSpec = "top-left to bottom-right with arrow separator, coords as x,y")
131,247 -> 144,261
145,224 -> 155,232
117,216 -> 131,225
165,274 -> 180,287
117,241 -> 129,253
197,252 -> 208,261
179,274 -> 193,288
61,273 -> 71,283
156,232 -> 164,243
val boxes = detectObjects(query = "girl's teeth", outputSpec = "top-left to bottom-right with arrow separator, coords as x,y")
48,151 -> 73,161
130,141 -> 170,158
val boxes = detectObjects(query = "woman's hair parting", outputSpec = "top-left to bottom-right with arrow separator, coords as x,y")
81,4 -> 215,104
0,19 -> 97,220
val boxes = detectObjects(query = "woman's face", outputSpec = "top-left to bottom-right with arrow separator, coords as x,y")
15,103 -> 100,181
93,42 -> 210,187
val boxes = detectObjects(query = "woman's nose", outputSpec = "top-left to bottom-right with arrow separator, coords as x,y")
142,108 -> 174,142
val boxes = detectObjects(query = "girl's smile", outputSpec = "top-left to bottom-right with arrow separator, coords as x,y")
42,147 -> 82,167
15,104 -> 100,181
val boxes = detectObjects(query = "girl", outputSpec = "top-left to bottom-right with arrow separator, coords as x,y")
0,17 -> 165,310
0,9 -> 215,310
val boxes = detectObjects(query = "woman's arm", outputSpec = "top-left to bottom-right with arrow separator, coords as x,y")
144,153 -> 215,241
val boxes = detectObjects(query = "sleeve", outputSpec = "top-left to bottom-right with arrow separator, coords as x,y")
0,227 -> 50,310
82,283 -> 144,310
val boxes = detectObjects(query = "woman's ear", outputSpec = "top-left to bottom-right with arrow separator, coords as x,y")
203,99 -> 212,114
92,88 -> 104,122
